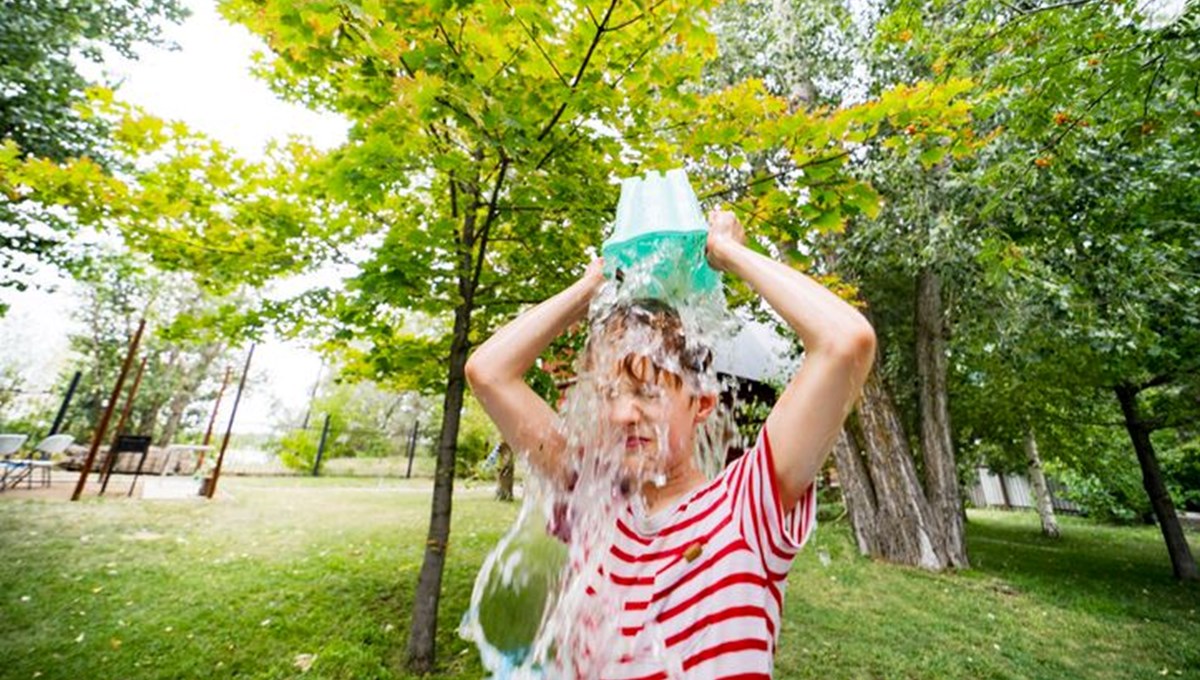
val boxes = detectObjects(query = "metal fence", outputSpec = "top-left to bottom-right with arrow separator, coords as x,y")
968,466 -> 1080,513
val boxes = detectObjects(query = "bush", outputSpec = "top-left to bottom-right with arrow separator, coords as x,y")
275,428 -> 321,472
815,482 -> 845,523
1162,439 -> 1200,513
817,502 -> 846,523
1049,461 -> 1150,524
456,396 -> 499,478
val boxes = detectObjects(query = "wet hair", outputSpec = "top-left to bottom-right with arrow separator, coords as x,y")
584,298 -> 713,391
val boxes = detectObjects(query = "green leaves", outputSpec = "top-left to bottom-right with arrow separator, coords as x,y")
0,0 -> 188,163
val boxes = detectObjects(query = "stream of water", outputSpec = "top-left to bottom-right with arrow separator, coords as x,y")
459,236 -> 745,678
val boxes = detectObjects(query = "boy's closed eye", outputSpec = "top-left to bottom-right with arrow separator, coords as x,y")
600,381 -> 666,402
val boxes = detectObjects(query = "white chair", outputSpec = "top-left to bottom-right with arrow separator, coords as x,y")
0,434 -> 26,456
1,434 -> 72,490
0,434 -> 29,490
27,434 -> 74,488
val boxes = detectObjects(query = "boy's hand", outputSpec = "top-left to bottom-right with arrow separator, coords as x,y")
706,209 -> 746,272
576,257 -> 607,303
582,257 -> 605,289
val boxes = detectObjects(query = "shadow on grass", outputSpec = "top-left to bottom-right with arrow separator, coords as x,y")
966,510 -> 1200,622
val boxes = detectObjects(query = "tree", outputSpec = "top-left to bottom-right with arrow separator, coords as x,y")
217,3 -> 724,669
212,0 -> 979,670
705,0 -> 985,570
0,0 -> 188,297
790,0 -> 1200,580
274,372 -> 434,473
899,0 -> 1200,578
60,252 -> 237,446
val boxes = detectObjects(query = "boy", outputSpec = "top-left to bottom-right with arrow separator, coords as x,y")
466,210 -> 875,678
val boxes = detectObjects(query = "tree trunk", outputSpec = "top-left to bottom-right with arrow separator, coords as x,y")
837,365 -> 949,570
830,427 -> 879,557
158,344 -> 222,446
1114,384 -> 1198,581
406,303 -> 473,672
915,267 -> 969,567
138,349 -> 181,439
496,442 -> 514,502
158,392 -> 191,447
1024,427 -> 1060,539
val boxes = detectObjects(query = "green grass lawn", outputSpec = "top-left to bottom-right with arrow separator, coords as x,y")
1,479 -> 1197,679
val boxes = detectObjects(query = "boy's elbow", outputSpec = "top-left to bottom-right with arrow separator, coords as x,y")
831,322 -> 876,365
464,353 -> 492,390
851,323 -> 877,358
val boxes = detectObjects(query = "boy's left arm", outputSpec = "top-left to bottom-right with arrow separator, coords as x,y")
707,210 -> 876,509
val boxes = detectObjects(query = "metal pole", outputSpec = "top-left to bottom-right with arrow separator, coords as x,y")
49,371 -> 81,436
405,419 -> 419,479
72,319 -> 146,501
312,414 -> 331,477
206,344 -> 255,499
99,355 -> 149,496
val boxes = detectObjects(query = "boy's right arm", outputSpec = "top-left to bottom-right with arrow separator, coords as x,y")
465,260 -> 605,486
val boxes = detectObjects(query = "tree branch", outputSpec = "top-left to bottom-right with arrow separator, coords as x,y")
1142,53 -> 1167,121
1138,373 -> 1175,392
503,0 -> 569,88
487,43 -> 527,87
700,151 -> 852,201
470,158 -> 511,294
963,0 -> 1108,64
610,14 -> 678,90
537,0 -> 618,141
534,117 -> 587,171
1036,79 -> 1121,155
436,21 -> 461,58
1016,0 -> 1105,16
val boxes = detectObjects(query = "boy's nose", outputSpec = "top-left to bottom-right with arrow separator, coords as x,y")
608,394 -> 642,426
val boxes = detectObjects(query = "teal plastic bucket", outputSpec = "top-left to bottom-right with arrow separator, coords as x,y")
601,168 -> 720,298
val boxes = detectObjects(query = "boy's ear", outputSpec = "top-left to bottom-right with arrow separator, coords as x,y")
693,392 -> 717,423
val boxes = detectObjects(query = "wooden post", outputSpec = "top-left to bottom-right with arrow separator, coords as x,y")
49,371 -> 82,436
99,355 -> 148,495
203,366 -> 232,447
198,366 -> 233,471
206,344 -> 255,500
72,319 -> 146,501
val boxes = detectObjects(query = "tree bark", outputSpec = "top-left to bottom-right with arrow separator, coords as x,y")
406,158 -> 505,672
406,303 -> 473,672
158,343 -> 222,446
1024,427 -> 1060,539
496,441 -> 514,502
841,365 -> 949,570
830,427 -> 879,557
1114,384 -> 1198,581
915,267 -> 969,567
137,349 -> 180,439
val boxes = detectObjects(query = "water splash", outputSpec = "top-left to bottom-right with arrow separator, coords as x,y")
460,237 -> 745,678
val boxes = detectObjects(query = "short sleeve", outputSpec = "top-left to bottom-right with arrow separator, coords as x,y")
726,426 -> 817,576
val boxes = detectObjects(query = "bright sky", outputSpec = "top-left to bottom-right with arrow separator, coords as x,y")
0,0 -> 350,434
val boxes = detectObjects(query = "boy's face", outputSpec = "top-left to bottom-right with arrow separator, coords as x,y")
597,352 -> 716,479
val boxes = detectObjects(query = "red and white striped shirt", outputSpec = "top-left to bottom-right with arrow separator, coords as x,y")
577,426 -> 817,679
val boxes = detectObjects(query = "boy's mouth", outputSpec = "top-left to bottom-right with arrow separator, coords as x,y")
624,435 -> 652,450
